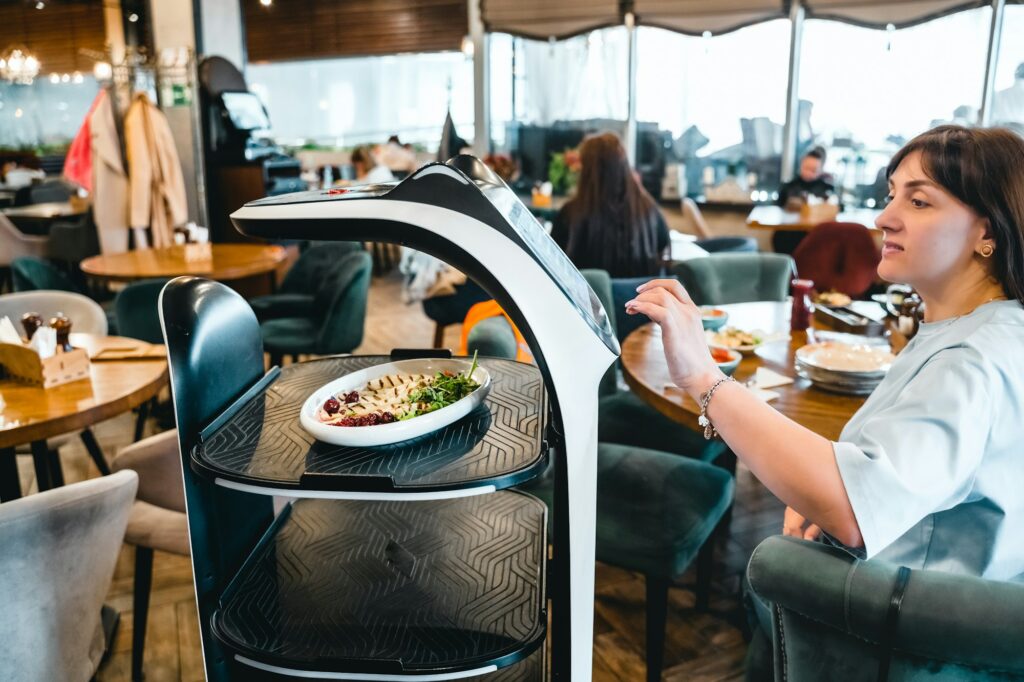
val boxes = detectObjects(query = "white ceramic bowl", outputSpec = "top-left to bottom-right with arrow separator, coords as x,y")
299,358 -> 492,447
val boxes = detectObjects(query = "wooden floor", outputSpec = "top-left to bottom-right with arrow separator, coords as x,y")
15,267 -> 784,682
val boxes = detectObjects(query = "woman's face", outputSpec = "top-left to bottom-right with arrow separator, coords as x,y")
875,151 -> 992,289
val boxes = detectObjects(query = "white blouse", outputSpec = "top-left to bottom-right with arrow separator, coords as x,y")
832,299 -> 1024,581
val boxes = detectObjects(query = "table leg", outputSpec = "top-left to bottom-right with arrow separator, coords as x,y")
0,447 -> 21,502
30,440 -> 65,491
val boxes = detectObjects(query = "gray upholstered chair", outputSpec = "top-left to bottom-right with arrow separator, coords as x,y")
0,290 -> 113,478
0,213 -> 48,291
0,469 -> 137,681
672,253 -> 794,306
747,535 -> 1024,681
111,429 -> 189,682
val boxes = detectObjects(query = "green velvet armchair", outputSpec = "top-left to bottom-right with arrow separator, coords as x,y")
261,249 -> 372,367
673,253 -> 794,306
747,535 -> 1024,682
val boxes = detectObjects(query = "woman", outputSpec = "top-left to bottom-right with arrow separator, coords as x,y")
350,145 -> 395,184
627,126 -> 1024,580
551,132 -> 669,278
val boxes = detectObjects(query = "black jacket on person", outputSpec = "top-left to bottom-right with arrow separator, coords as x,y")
776,176 -> 835,207
551,205 -> 670,278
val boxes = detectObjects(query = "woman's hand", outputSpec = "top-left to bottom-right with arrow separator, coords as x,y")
624,279 -> 723,398
783,506 -> 822,541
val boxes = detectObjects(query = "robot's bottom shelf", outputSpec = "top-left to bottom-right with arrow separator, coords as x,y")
213,492 -> 547,679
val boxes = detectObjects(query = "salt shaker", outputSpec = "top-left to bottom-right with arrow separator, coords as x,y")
21,312 -> 44,341
790,279 -> 814,332
49,314 -> 73,352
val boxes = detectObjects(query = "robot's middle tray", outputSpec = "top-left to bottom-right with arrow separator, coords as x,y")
192,356 -> 549,495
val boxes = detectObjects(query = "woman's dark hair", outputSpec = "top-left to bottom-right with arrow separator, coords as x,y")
887,125 -> 1024,305
562,131 -> 663,277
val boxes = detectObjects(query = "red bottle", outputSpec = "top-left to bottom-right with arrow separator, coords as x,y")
790,279 -> 814,332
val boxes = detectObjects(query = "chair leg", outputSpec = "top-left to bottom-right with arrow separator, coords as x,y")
0,447 -> 21,502
133,400 -> 151,443
132,546 -> 154,682
432,323 -> 445,349
80,428 -> 112,475
269,352 -> 283,368
645,576 -> 670,682
695,537 -> 715,613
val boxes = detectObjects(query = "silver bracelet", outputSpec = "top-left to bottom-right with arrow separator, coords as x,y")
698,376 -> 735,440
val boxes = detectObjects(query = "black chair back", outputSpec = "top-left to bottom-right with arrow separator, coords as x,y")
159,276 -> 274,680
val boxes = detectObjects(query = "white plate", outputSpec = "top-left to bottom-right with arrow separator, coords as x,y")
299,358 -> 492,447
795,342 -> 894,374
706,328 -> 790,355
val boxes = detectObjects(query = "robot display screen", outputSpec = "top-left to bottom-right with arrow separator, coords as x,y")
222,92 -> 271,131
479,183 -> 618,353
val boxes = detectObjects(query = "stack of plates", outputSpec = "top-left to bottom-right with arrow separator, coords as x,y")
794,341 -> 895,395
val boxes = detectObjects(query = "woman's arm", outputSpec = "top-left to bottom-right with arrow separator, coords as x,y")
625,279 -> 863,547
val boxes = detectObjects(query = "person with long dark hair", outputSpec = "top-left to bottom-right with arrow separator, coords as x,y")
550,132 -> 669,278
628,125 -> 1024,579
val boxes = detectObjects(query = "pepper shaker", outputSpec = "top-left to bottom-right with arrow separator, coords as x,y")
49,314 -> 74,352
21,312 -> 44,341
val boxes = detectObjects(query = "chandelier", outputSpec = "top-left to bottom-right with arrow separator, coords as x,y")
0,46 -> 41,85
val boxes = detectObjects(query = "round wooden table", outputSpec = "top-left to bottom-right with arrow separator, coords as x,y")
621,301 -> 869,441
80,243 -> 287,283
0,334 -> 168,501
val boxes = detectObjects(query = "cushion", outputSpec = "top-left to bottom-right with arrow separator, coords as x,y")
520,442 -> 734,579
125,501 -> 190,556
261,317 -> 319,354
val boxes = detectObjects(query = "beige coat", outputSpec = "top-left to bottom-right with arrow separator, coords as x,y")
90,91 -> 130,254
124,93 -> 187,249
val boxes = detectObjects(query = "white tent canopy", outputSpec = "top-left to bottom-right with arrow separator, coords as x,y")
482,0 -> 995,38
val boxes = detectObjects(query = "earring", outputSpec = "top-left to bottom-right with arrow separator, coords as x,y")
979,244 -> 995,258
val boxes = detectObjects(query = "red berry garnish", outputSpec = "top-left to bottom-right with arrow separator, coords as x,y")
323,397 -> 341,415
343,391 -> 360,404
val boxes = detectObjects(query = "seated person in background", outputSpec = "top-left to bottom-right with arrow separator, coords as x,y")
350,146 -> 395,184
551,131 -> 669,278
777,146 -> 834,211
378,135 -> 417,174
773,146 -> 835,253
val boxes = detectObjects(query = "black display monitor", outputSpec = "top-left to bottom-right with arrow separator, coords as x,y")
221,91 -> 271,131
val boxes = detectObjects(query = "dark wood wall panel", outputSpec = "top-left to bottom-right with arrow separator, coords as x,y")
0,1 -> 106,75
243,0 -> 468,62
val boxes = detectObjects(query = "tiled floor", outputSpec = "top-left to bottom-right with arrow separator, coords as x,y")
13,267 -> 783,681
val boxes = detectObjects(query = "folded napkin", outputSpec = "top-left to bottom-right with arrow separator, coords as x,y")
750,367 -> 794,390
0,316 -> 21,344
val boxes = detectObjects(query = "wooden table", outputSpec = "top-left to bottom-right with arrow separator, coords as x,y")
80,243 -> 287,284
746,205 -> 882,232
0,334 -> 168,501
621,301 -> 867,441
2,201 -> 85,221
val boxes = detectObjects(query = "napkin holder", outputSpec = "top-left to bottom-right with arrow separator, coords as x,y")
0,342 -> 90,388
800,202 -> 840,224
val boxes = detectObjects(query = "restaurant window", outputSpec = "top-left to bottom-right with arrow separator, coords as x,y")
487,27 -> 629,188
635,21 -> 792,201
0,76 -> 100,152
797,7 -> 992,208
247,51 -> 474,150
991,3 -> 1024,134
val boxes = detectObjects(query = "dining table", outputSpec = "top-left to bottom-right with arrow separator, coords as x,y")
621,301 -> 872,442
746,205 -> 883,232
80,242 -> 288,288
0,333 -> 168,502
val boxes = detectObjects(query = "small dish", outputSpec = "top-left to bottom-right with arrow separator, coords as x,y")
706,328 -> 789,356
709,346 -> 742,376
299,358 -> 492,447
700,307 -> 729,331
